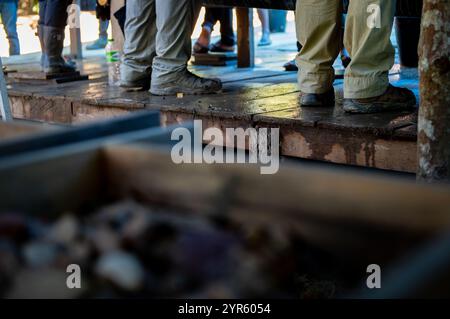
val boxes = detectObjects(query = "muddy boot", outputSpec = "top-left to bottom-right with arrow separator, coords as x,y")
42,26 -> 76,75
300,88 -> 335,107
150,69 -> 222,96
120,76 -> 152,91
343,84 -> 416,114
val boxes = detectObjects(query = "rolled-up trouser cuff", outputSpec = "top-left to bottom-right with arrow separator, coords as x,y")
120,0 -> 155,83
120,61 -> 153,83
344,72 -> 389,99
151,60 -> 187,84
297,69 -> 335,94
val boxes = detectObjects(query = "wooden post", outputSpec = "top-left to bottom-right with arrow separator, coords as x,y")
236,7 -> 255,68
0,58 -> 13,122
110,0 -> 125,52
69,0 -> 83,59
417,0 -> 450,183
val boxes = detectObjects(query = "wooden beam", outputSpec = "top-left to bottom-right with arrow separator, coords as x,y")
0,122 -> 46,140
417,0 -> 450,183
0,58 -> 13,122
69,0 -> 83,59
202,0 -> 295,10
236,7 -> 255,68
110,0 -> 125,52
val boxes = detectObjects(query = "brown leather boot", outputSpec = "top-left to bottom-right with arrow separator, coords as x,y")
343,85 -> 416,114
300,88 -> 335,107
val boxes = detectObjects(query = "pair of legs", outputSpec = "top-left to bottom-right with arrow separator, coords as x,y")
37,0 -> 76,74
86,19 -> 109,50
284,42 -> 351,72
296,0 -> 416,113
195,7 -> 270,53
121,0 -> 222,95
194,7 -> 235,54
257,9 -> 271,47
0,1 -> 20,56
285,7 -> 349,72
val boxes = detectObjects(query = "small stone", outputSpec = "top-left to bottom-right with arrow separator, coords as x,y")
26,218 -> 49,239
176,93 -> 184,99
69,241 -> 92,264
6,268 -> 82,299
297,275 -> 336,299
93,201 -> 136,231
0,214 -> 28,242
171,226 -> 238,282
191,282 -> 236,299
95,251 -> 145,291
0,240 -> 19,278
90,226 -> 120,254
121,210 -> 150,241
23,241 -> 58,268
48,214 -> 79,244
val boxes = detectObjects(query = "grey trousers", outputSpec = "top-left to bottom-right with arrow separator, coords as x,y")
121,0 -> 201,84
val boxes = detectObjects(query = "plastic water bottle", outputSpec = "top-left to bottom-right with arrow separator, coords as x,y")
106,39 -> 121,86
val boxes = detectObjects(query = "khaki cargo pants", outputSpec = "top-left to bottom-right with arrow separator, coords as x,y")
296,0 -> 396,99
121,0 -> 201,84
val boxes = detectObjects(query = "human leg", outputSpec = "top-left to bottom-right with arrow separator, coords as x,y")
120,0 -> 156,89
150,0 -> 222,95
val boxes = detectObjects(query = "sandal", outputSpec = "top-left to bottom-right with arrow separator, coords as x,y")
193,42 -> 209,54
210,40 -> 235,53
341,55 -> 351,68
258,34 -> 272,47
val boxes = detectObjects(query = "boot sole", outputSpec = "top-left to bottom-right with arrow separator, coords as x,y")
120,80 -> 150,92
301,99 -> 335,107
150,86 -> 222,96
343,97 -> 416,114
44,68 -> 77,75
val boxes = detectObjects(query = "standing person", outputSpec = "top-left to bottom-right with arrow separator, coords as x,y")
257,9 -> 271,46
85,0 -> 109,50
86,19 -> 109,50
296,0 -> 416,113
120,0 -> 222,95
194,7 -> 235,54
0,0 -> 20,56
284,1 -> 351,72
37,0 -> 77,74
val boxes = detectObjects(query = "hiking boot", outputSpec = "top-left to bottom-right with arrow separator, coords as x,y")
343,84 -> 416,114
86,37 -> 108,50
300,88 -> 335,107
120,76 -> 151,91
42,26 -> 77,75
150,69 -> 222,96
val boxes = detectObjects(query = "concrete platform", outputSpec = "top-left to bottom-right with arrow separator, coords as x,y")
2,42 -> 419,173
